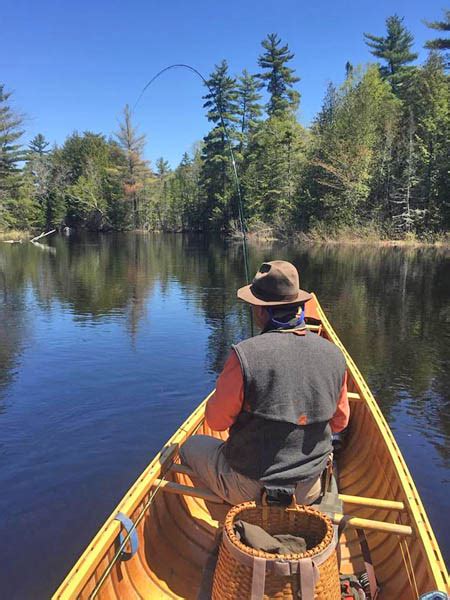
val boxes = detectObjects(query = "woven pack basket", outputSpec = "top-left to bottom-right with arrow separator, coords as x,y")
212,502 -> 340,600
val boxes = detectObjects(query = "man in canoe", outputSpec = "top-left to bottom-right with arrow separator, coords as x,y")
180,260 -> 349,506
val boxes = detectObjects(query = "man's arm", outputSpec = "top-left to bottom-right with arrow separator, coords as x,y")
205,350 -> 244,431
330,371 -> 350,433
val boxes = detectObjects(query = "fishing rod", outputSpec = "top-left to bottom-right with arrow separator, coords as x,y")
133,64 -> 253,315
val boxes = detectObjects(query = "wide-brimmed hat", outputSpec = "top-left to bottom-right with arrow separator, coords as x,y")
237,260 -> 312,306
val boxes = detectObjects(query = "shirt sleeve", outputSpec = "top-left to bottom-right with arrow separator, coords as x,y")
330,371 -> 350,433
205,349 -> 244,431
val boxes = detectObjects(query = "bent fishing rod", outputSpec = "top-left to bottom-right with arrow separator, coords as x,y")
133,63 -> 253,332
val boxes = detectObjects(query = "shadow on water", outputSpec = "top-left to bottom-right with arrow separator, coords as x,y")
0,233 -> 448,597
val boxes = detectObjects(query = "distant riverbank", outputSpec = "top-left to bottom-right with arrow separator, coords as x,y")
2,226 -> 449,248
232,222 -> 450,247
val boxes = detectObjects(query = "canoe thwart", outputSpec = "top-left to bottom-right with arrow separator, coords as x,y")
339,494 -> 405,511
152,479 -> 224,504
347,391 -> 363,402
330,513 -> 413,537
158,477 -> 412,536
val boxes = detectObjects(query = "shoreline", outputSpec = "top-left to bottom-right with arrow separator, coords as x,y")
1,228 -> 449,248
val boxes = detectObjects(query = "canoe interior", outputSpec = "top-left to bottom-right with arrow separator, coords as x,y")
53,296 -> 448,599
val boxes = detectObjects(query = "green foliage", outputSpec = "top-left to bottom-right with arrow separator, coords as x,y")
0,84 -> 27,228
407,53 -> 450,230
237,70 -> 262,147
304,66 -> 401,226
257,33 -> 300,115
364,15 -> 418,94
28,133 -> 50,155
0,28 -> 448,240
58,131 -> 125,229
243,115 -> 306,227
200,61 -> 240,230
424,10 -> 450,69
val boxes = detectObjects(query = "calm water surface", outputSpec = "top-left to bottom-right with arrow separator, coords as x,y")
0,233 -> 449,598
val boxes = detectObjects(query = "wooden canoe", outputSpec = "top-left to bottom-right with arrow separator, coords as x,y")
53,294 -> 449,599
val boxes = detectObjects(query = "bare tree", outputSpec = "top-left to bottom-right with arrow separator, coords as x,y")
115,105 -> 149,228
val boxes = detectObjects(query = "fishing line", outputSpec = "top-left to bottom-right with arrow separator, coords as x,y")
133,64 -> 253,333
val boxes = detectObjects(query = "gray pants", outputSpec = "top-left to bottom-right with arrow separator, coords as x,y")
179,435 -> 322,506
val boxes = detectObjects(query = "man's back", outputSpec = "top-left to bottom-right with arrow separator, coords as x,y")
180,260 -> 349,506
225,330 -> 346,485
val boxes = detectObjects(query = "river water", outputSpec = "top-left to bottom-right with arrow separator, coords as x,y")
0,233 -> 448,598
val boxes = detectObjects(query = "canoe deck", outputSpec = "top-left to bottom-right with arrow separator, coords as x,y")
53,296 -> 449,599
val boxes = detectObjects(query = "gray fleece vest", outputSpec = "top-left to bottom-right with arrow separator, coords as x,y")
224,330 -> 346,485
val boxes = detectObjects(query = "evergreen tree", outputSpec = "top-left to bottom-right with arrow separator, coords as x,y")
170,150 -> 203,231
43,153 -> 69,229
0,84 -> 26,227
364,15 -> 418,93
345,61 -> 354,79
156,157 -> 171,177
243,116 -> 305,227
201,61 -> 239,228
115,105 -> 149,228
314,83 -> 339,134
28,133 -> 50,155
424,10 -> 450,68
237,70 -> 262,149
203,60 -> 239,128
257,33 -> 300,115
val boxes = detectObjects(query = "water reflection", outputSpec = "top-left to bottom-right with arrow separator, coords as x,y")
0,234 -> 448,597
1,236 -> 449,456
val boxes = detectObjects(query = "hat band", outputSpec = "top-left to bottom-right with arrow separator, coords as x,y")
250,283 -> 300,303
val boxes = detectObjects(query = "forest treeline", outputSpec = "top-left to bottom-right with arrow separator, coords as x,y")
1,12 -> 449,238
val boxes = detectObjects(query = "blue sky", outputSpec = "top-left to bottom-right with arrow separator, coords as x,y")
2,0 -> 445,167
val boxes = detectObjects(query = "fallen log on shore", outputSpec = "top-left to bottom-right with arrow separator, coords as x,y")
2,229 -> 56,245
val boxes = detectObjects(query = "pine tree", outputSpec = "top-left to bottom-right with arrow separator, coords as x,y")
203,60 -> 239,129
314,83 -> 339,134
201,61 -> 239,228
153,157 -> 173,230
0,84 -> 26,227
115,105 -> 149,228
237,70 -> 262,149
156,157 -> 171,177
257,33 -> 300,115
170,150 -> 203,231
345,61 -> 354,80
424,10 -> 450,68
364,16 -> 418,93
243,116 -> 305,227
28,133 -> 50,155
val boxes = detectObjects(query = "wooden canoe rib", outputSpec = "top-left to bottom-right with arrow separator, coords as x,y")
52,295 -> 449,599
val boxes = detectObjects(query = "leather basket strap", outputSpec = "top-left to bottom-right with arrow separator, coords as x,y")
298,557 -> 319,600
251,557 -> 266,599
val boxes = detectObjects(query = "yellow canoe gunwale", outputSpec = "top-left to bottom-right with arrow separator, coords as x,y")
52,294 -> 448,599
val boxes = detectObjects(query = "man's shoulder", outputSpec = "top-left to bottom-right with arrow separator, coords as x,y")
306,332 -> 346,368
234,330 -> 345,359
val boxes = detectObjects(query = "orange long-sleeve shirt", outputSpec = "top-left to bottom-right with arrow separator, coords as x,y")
205,347 -> 350,433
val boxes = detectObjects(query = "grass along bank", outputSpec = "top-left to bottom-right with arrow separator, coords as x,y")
240,222 -> 450,247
